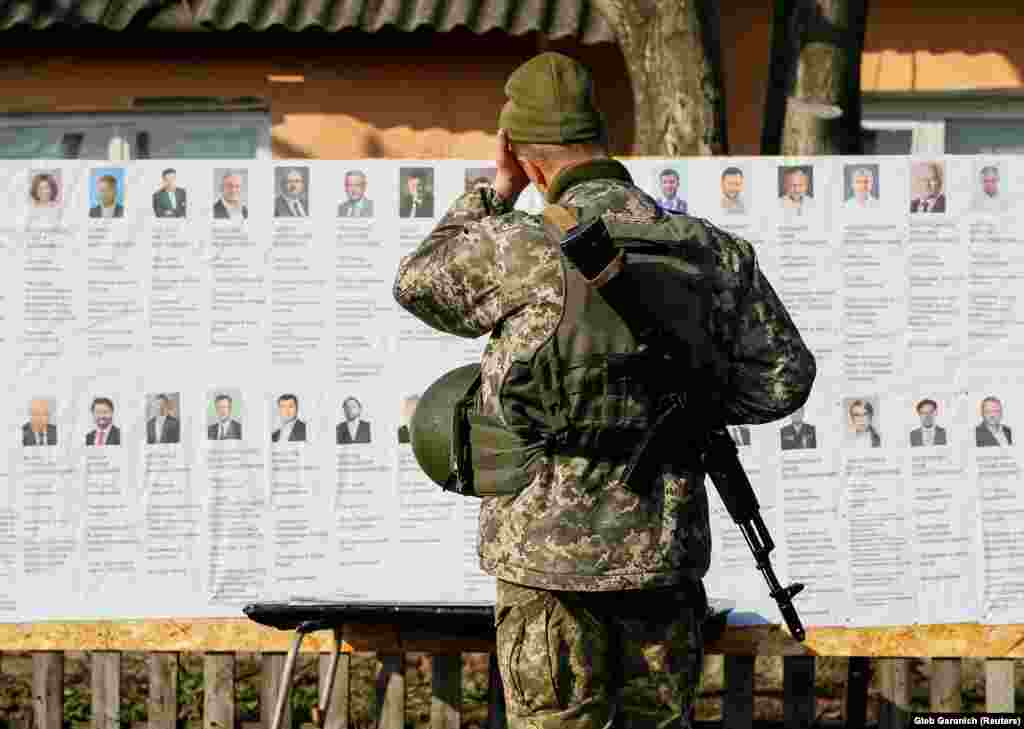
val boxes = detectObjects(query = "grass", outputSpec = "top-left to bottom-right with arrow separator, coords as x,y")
0,653 -> 1023,728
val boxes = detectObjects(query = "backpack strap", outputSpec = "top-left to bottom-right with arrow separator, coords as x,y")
537,204 -> 581,438
544,204 -> 624,288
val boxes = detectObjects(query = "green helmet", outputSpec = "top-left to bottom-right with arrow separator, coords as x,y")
411,364 -> 481,494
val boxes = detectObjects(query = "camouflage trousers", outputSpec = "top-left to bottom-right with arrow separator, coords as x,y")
494,579 -> 706,729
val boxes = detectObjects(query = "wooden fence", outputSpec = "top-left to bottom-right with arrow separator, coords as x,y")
0,647 -> 1019,729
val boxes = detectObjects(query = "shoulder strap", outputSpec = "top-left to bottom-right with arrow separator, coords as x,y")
538,203 -> 580,436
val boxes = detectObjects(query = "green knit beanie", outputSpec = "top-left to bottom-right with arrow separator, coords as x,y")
498,52 -> 606,144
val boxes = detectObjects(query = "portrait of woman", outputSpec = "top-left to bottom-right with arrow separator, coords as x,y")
30,172 -> 60,208
28,171 -> 62,224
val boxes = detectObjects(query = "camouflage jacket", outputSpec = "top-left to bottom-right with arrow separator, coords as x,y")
394,158 -> 816,592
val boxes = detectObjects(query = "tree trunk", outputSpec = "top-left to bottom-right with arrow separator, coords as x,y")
592,0 -> 728,156
761,0 -> 869,155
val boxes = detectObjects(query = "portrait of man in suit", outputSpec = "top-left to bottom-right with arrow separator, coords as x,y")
845,399 -> 881,449
213,171 -> 248,220
909,398 -> 947,447
274,167 -> 310,218
778,166 -> 816,218
721,166 -> 746,214
86,397 -> 121,446
272,393 -> 307,443
399,170 -> 434,219
843,165 -> 881,210
972,165 -> 1010,214
976,396 -> 1012,447
153,168 -> 187,218
146,393 -> 181,445
338,170 -> 374,218
728,425 -> 750,447
398,394 -> 419,444
910,162 -> 946,213
89,174 -> 124,219
22,398 -> 57,447
336,396 -> 371,445
655,168 -> 687,214
208,394 -> 242,441
779,406 -> 816,450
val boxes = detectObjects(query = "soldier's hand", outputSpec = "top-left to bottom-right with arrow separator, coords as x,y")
494,129 -> 531,204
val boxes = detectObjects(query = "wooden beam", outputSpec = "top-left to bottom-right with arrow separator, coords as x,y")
262,653 -> 293,729
930,658 -> 962,712
783,655 -> 816,728
877,658 -> 911,729
5,618 -> 1024,657
320,650 -> 351,729
722,656 -> 755,729
31,652 -> 63,729
91,651 -> 120,729
376,654 -> 405,729
148,652 -> 180,729
485,653 -> 507,729
985,658 -> 1015,713
842,657 -> 871,729
204,652 -> 236,729
430,654 -> 462,729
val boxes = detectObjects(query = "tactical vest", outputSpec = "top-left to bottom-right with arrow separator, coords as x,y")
451,203 -> 722,498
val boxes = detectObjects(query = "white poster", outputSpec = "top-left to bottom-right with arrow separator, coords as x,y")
1,155 -> 1017,628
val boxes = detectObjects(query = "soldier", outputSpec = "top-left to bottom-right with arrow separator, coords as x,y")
393,52 -> 815,729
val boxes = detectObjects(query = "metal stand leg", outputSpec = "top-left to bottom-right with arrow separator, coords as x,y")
311,627 -> 344,729
271,620 -> 332,729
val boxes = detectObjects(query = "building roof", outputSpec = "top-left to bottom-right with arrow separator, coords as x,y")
0,0 -> 175,29
0,0 -> 615,41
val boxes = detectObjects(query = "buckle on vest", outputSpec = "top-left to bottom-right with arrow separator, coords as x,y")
543,427 -> 573,456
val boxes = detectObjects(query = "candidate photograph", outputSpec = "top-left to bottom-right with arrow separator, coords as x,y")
146,393 -> 181,445
336,396 -> 371,445
909,398 -> 947,447
844,398 -> 881,448
85,397 -> 121,446
397,394 -> 419,444
28,170 -> 62,221
338,170 -> 374,217
976,396 -> 1012,447
464,167 -> 497,194
207,393 -> 242,440
780,406 -> 816,450
910,161 -> 947,213
972,164 -> 1010,214
842,164 -> 881,211
653,167 -> 687,214
398,168 -> 434,218
22,397 -> 57,447
272,393 -> 307,443
213,169 -> 248,220
778,165 -> 816,217
391,52 -> 816,729
720,166 -> 746,214
153,168 -> 187,218
88,169 -> 125,218
274,167 -> 310,218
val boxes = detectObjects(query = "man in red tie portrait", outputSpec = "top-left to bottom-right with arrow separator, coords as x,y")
86,397 -> 121,446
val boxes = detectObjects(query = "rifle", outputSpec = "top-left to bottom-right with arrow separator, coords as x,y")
560,213 -> 807,642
